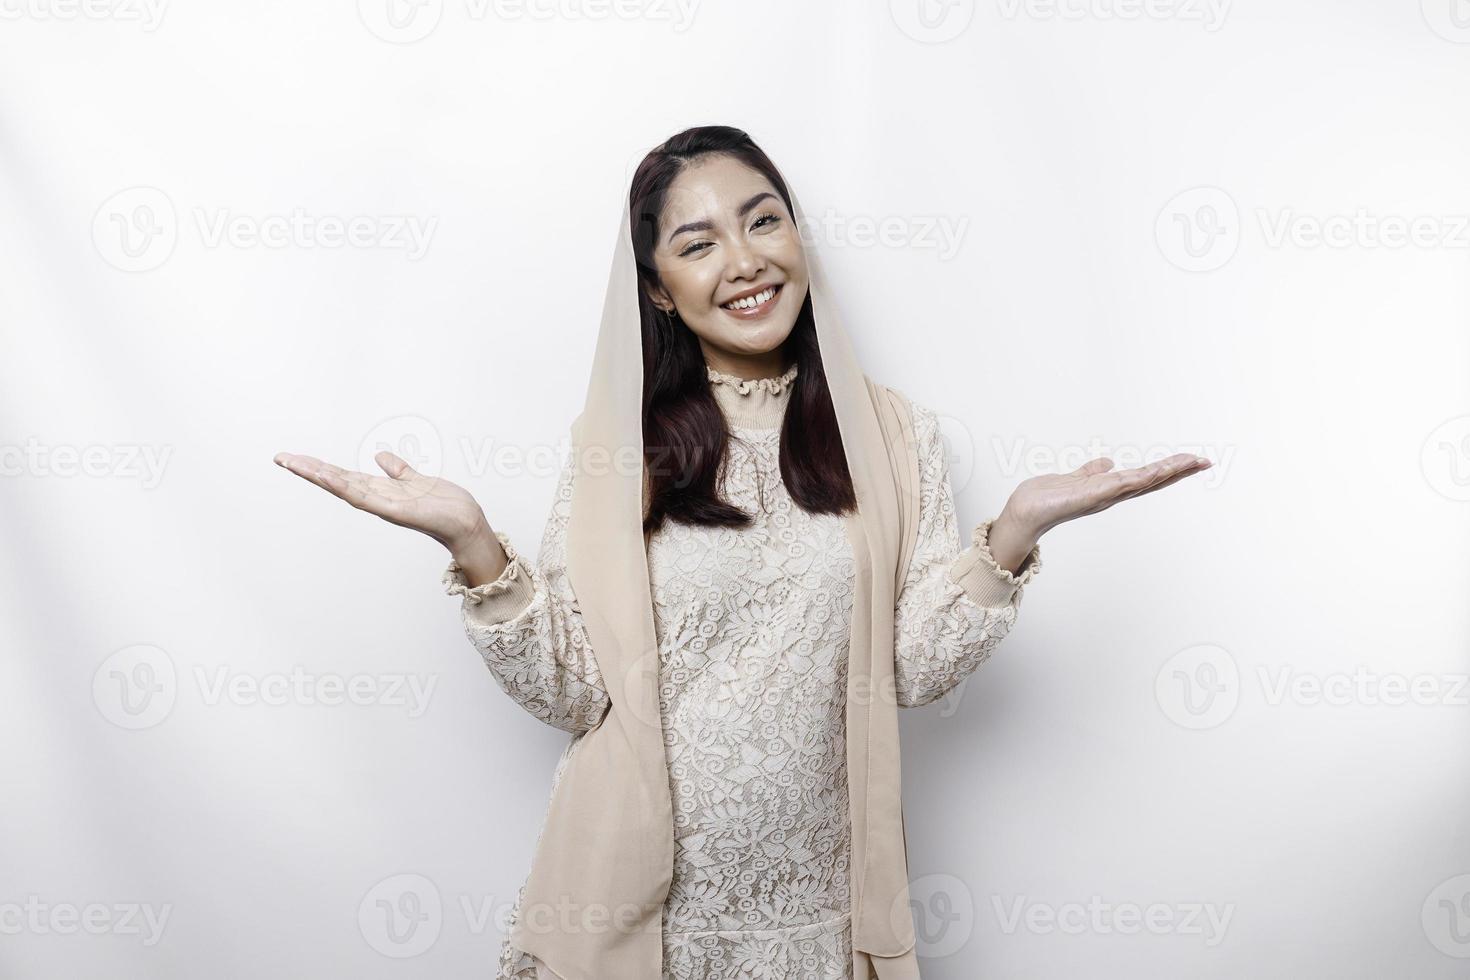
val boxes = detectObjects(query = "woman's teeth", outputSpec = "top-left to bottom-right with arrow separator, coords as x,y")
722,285 -> 778,310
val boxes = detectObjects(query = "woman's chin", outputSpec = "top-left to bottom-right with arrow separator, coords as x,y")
719,319 -> 796,353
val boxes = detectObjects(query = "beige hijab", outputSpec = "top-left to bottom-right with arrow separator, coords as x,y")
508,165 -> 926,980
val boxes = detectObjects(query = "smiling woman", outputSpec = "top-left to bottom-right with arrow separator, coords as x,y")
629,147 -> 857,538
645,178 -> 805,367
274,125 -> 1210,980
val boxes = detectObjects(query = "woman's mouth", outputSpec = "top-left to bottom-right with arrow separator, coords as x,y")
720,284 -> 782,320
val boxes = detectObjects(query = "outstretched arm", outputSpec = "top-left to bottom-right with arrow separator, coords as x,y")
443,449 -> 610,734
892,398 -> 1212,709
270,439 -> 607,732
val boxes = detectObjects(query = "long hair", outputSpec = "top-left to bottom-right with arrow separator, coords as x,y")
630,126 -> 857,535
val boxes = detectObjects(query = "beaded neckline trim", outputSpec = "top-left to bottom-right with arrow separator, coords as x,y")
705,362 -> 799,396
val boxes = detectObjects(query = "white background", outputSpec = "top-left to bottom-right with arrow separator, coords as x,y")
2,0 -> 1468,976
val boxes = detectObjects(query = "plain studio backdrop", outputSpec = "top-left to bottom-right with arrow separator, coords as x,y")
2,2 -> 1468,977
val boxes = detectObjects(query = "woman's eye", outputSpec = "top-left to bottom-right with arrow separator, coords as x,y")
676,214 -> 779,257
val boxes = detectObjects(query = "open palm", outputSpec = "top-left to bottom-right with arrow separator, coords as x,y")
1007,452 -> 1212,536
272,450 -> 488,550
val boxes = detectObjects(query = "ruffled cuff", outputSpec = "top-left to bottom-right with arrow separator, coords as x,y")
946,517 -> 1043,608
442,529 -> 538,625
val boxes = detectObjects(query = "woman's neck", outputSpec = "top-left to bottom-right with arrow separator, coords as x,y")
699,343 -> 790,382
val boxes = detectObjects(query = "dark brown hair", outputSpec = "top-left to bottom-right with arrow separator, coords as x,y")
630,125 -> 856,535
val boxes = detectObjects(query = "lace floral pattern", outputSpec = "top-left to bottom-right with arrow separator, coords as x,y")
446,454 -> 610,736
647,421 -> 856,975
892,404 -> 1043,708
457,395 -> 1041,980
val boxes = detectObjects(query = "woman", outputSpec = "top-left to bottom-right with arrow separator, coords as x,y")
275,126 -> 1210,980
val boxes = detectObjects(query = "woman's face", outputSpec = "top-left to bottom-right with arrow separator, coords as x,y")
646,154 -> 809,375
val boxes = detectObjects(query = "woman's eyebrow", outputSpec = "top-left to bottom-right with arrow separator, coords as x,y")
667,191 -> 778,244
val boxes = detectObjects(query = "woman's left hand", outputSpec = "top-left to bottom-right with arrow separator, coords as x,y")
986,453 -> 1213,573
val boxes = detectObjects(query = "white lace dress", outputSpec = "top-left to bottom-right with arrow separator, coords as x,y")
443,363 -> 1042,980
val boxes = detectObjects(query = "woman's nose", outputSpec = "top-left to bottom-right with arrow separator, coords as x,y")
725,242 -> 765,279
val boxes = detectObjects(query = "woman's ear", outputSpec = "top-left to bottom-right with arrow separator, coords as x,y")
644,282 -> 674,314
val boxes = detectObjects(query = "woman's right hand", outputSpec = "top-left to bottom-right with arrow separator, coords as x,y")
273,450 -> 507,583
